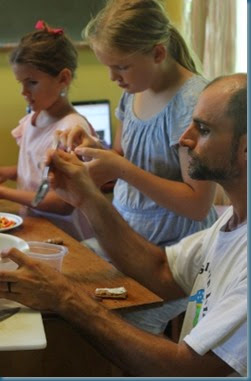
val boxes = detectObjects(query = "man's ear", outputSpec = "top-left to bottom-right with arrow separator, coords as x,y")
153,44 -> 167,63
239,134 -> 247,162
243,135 -> 247,161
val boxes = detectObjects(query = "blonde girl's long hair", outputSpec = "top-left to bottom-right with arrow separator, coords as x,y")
84,0 -> 198,74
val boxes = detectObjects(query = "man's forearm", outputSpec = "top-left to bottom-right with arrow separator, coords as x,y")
58,281 -> 231,377
59,282 -> 178,376
80,191 -> 184,300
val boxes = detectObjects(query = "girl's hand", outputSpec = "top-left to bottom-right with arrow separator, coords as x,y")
74,147 -> 123,187
0,166 -> 17,184
55,126 -> 103,153
0,184 -> 7,198
0,174 -> 7,184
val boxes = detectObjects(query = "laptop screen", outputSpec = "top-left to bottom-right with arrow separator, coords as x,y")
72,100 -> 112,147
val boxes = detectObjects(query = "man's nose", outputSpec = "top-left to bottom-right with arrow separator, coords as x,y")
179,123 -> 197,149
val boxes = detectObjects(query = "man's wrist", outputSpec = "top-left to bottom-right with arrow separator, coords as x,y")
53,275 -> 76,315
79,189 -> 109,226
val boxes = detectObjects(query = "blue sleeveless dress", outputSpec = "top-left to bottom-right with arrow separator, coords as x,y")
113,75 -> 217,247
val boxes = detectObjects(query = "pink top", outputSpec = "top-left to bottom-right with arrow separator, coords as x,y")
12,112 -> 95,241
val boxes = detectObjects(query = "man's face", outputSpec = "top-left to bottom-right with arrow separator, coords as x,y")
179,84 -> 240,182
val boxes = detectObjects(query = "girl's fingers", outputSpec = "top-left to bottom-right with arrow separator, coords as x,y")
74,147 -> 102,159
67,126 -> 89,149
54,129 -> 67,148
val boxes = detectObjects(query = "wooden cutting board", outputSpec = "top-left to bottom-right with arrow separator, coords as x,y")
0,299 -> 46,351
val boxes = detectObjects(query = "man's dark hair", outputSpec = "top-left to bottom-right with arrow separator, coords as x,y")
205,74 -> 247,139
226,86 -> 247,139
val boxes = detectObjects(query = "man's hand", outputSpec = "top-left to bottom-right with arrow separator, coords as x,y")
47,149 -> 100,208
0,248 -> 68,311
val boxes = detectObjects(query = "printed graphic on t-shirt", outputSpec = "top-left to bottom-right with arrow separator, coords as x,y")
189,289 -> 204,326
188,261 -> 212,327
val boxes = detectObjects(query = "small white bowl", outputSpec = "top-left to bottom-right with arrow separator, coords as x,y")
0,233 -> 29,270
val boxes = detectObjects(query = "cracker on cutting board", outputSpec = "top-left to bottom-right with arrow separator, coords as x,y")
95,286 -> 128,299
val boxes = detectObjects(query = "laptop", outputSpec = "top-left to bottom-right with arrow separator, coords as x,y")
72,100 -> 112,147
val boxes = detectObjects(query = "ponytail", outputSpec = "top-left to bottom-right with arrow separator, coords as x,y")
85,0 -> 198,74
167,25 -> 198,74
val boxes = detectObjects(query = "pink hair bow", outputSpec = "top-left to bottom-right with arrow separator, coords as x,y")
35,20 -> 64,35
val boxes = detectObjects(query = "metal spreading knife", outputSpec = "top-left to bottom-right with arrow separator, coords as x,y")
31,140 -> 60,208
0,307 -> 20,322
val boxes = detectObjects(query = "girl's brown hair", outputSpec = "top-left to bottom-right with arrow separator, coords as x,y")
10,21 -> 78,77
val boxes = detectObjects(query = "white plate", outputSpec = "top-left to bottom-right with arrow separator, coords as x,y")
0,213 -> 23,232
0,299 -> 47,351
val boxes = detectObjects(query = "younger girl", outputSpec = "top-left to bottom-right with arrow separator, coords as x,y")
58,0 -> 219,335
0,21 -> 95,241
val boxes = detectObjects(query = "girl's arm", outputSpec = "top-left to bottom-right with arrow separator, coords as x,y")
116,146 -> 215,220
112,122 -> 124,155
79,146 -> 216,221
121,145 -> 216,220
0,186 -> 73,215
57,122 -> 216,220
0,166 -> 17,183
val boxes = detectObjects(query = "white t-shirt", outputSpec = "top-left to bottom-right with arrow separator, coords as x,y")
166,206 -> 247,376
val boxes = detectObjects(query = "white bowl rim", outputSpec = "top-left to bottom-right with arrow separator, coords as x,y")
0,233 -> 29,251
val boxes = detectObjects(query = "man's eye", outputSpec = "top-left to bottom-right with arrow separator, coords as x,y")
198,124 -> 210,135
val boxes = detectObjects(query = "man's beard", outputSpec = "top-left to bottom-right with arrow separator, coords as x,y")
187,150 -> 239,181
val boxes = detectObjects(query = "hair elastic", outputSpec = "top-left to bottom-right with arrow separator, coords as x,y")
35,20 -> 64,35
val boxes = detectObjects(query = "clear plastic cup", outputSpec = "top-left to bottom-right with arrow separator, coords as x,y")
26,241 -> 68,271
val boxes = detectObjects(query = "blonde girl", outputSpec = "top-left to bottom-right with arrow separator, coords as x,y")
58,0 -> 218,333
